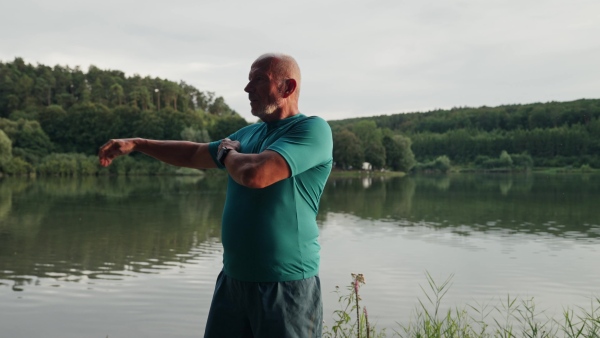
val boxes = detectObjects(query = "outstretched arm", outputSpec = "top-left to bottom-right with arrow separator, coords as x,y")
98,138 -> 218,169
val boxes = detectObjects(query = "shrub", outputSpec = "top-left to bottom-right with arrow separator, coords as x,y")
434,156 -> 451,173
3,157 -> 34,176
413,156 -> 452,173
37,153 -> 100,176
499,150 -> 513,167
511,153 -> 534,169
581,164 -> 593,172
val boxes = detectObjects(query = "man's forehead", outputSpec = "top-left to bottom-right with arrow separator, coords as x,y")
249,60 -> 273,76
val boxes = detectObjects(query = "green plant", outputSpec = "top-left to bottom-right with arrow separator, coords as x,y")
396,272 -> 479,338
560,297 -> 600,338
324,273 -> 385,338
397,273 -> 560,338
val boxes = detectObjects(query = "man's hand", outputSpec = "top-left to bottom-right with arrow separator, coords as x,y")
218,138 -> 241,153
98,138 -> 139,167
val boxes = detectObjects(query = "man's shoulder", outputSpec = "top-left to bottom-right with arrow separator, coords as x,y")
292,115 -> 331,133
240,121 -> 265,131
298,114 -> 328,124
233,121 -> 265,137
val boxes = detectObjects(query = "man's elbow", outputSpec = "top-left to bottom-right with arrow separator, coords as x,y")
239,168 -> 270,189
230,154 -> 288,189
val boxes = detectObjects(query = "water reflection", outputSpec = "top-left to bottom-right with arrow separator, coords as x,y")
2,173 -> 600,291
320,173 -> 600,240
0,175 -> 227,290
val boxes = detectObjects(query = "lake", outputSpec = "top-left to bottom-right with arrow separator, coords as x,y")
1,173 -> 600,337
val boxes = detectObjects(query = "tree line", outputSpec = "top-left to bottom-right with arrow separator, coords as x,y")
330,99 -> 600,171
0,57 -> 237,117
0,58 -> 248,176
331,120 -> 416,172
1,57 -> 599,176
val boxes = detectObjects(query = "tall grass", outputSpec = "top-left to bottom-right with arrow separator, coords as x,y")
324,273 -> 600,338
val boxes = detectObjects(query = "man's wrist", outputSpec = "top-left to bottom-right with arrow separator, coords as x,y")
132,138 -> 145,151
217,146 -> 232,166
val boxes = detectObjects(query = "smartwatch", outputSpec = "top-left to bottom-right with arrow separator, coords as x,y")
217,146 -> 231,166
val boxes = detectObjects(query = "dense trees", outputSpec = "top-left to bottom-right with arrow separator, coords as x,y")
383,134 -> 415,172
330,99 -> 600,170
333,129 -> 364,170
330,100 -> 600,134
409,125 -> 600,168
0,130 -> 11,166
0,118 -> 53,163
0,57 -> 239,117
2,57 -> 599,175
331,121 -> 416,172
0,58 -> 248,176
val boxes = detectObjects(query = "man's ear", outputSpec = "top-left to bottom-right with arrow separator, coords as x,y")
282,79 -> 297,98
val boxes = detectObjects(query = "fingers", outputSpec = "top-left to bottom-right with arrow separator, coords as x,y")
98,140 -> 120,167
99,157 -> 112,167
220,138 -> 241,152
98,138 -> 138,167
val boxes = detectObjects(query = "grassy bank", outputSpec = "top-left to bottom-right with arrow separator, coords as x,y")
329,170 -> 407,178
324,273 -> 600,338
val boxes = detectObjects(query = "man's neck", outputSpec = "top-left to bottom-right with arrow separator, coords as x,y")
260,106 -> 299,123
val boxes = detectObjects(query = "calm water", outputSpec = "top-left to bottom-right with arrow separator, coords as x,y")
1,173 -> 600,337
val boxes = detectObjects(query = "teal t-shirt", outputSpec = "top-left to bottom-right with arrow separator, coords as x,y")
208,114 -> 333,282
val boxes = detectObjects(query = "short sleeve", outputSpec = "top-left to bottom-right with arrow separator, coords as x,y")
208,140 -> 223,169
208,129 -> 243,169
267,117 -> 333,176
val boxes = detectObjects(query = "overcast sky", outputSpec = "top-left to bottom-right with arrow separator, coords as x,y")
1,0 -> 599,122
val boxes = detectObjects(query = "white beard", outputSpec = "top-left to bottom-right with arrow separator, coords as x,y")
262,102 -> 278,115
253,100 -> 280,118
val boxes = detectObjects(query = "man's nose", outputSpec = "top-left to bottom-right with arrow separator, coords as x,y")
244,82 -> 252,93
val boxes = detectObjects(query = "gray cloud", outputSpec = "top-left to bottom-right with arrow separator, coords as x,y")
1,0 -> 599,121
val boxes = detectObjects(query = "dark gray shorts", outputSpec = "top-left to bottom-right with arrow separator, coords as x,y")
203,271 -> 322,338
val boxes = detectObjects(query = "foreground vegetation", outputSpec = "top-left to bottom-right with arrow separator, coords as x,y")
325,273 -> 600,338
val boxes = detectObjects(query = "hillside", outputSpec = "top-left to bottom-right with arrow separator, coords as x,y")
0,58 -> 248,175
328,99 -> 600,171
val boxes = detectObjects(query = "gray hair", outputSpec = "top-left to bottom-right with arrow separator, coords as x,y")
255,53 -> 301,98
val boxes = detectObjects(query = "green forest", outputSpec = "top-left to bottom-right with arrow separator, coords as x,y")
0,58 -> 248,176
1,57 -> 599,176
329,98 -> 600,172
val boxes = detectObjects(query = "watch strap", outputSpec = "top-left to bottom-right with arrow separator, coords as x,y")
217,146 -> 231,166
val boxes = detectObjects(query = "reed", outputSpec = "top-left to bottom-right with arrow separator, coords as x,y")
324,272 -> 600,338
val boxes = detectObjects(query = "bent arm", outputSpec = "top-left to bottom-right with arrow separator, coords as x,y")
222,149 -> 290,189
99,138 -> 217,169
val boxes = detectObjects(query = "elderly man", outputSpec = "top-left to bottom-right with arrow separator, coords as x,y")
98,53 -> 333,337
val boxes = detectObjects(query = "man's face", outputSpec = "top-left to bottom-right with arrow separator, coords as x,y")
244,60 -> 283,118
